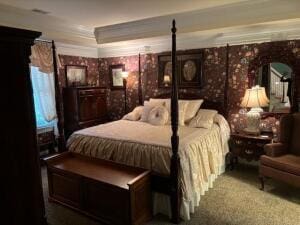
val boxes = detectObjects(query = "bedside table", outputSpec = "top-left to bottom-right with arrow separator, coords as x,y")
229,132 -> 273,169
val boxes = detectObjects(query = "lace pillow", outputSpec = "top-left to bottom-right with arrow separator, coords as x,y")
184,99 -> 204,123
189,109 -> 218,129
148,106 -> 169,126
140,101 -> 164,122
122,106 -> 144,121
165,100 -> 189,126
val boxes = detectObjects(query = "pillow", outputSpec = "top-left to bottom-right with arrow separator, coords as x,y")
184,99 -> 204,123
165,100 -> 189,126
122,106 -> 144,121
149,98 -> 169,106
189,109 -> 218,129
140,101 -> 164,122
148,106 -> 169,126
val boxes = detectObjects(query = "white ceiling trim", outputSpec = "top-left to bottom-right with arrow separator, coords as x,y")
94,0 -> 300,44
98,19 -> 300,58
56,42 -> 98,58
0,3 -> 96,47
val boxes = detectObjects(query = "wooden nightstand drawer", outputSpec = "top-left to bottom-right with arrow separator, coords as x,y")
229,132 -> 273,169
38,131 -> 54,145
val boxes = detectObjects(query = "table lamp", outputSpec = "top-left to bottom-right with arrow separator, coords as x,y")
240,85 -> 269,135
163,74 -> 171,87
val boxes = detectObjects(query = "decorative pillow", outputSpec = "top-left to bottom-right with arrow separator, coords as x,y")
149,98 -> 169,106
148,106 -> 169,126
122,106 -> 144,121
140,101 -> 165,122
165,100 -> 189,126
184,99 -> 204,123
189,109 -> 218,129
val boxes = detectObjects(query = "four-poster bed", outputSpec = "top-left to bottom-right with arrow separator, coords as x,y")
46,20 -> 230,224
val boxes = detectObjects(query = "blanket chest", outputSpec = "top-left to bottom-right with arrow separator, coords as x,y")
45,152 -> 152,225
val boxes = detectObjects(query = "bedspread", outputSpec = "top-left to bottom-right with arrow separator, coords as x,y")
67,117 -> 230,220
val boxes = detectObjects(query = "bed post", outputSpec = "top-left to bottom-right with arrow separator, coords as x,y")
52,41 -> 66,152
170,19 -> 180,224
138,53 -> 143,105
224,44 -> 230,118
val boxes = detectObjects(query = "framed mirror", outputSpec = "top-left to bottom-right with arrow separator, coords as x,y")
255,62 -> 292,113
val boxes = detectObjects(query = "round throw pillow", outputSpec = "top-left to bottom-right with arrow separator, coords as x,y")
148,106 -> 169,126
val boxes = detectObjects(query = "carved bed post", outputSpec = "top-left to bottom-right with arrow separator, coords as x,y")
52,41 -> 66,152
224,44 -> 230,118
138,53 -> 143,105
170,19 -> 180,224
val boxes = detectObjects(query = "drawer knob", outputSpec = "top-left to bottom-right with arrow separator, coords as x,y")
245,149 -> 253,154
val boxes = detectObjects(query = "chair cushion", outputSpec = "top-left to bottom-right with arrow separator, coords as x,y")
261,154 -> 300,175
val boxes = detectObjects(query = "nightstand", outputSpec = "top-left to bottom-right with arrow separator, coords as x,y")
229,132 -> 273,169
37,127 -> 56,155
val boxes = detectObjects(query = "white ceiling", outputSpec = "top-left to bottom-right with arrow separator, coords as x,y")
0,0 -> 245,27
1,0 -> 300,58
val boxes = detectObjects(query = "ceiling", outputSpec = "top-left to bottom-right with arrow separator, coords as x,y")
0,0 -> 245,27
1,0 -> 300,58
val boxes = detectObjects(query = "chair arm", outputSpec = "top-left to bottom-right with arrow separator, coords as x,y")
264,143 -> 288,157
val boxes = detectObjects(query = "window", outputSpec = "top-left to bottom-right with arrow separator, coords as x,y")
30,66 -> 57,128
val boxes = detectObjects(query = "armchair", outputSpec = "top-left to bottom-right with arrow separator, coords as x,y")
259,113 -> 300,190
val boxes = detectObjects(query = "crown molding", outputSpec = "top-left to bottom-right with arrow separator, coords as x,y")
0,3 -> 97,46
95,0 -> 300,44
56,42 -> 98,58
97,19 -> 300,58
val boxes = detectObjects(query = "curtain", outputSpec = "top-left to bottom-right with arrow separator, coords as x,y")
30,41 -> 58,134
30,66 -> 57,122
30,42 -> 54,74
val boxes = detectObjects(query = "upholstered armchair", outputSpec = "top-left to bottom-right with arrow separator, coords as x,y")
259,113 -> 300,190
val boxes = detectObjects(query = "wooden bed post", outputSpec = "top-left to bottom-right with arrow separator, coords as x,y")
138,53 -> 143,105
170,19 -> 181,224
52,41 -> 66,152
224,44 -> 230,119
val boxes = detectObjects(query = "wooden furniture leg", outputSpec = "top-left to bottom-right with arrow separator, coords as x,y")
259,176 -> 265,191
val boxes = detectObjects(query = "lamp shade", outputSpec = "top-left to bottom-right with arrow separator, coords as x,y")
241,85 -> 269,108
121,71 -> 129,78
163,74 -> 170,83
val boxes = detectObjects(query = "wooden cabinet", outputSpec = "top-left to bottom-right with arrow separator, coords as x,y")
63,87 -> 108,138
229,132 -> 273,169
46,152 -> 152,225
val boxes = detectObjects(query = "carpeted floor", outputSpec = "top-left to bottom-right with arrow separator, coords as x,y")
42,162 -> 300,225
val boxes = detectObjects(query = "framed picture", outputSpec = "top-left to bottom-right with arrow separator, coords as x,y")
158,52 -> 203,88
109,64 -> 125,89
65,65 -> 88,87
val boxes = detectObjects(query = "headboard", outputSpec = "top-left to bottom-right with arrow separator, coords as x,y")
148,92 -> 225,116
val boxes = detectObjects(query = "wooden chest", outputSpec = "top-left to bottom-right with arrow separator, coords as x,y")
45,152 -> 152,225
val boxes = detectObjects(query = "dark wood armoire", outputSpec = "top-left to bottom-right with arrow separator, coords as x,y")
1,26 -> 47,225
63,87 -> 108,138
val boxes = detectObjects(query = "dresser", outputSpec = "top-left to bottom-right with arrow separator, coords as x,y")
63,87 -> 108,138
229,132 -> 273,169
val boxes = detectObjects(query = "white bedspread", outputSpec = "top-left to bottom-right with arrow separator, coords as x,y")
67,115 -> 230,220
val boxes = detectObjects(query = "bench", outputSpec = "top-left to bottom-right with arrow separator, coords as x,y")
45,152 -> 152,225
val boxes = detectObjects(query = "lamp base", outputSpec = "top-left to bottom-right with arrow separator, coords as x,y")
243,107 -> 262,136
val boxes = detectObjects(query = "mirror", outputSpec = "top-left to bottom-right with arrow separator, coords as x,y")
256,62 -> 292,113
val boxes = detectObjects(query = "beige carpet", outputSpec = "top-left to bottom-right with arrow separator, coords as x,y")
42,163 -> 300,225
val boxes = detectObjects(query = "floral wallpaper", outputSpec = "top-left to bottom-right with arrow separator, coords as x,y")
58,40 -> 300,130
98,47 -> 228,120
